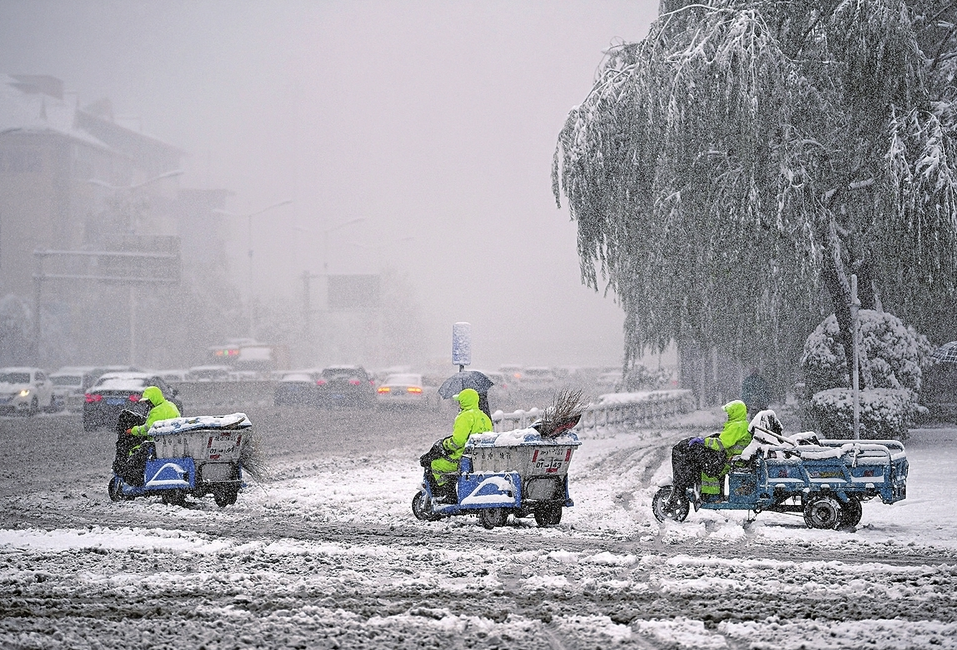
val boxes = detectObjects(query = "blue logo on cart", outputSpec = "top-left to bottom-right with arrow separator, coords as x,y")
459,474 -> 518,507
144,459 -> 193,488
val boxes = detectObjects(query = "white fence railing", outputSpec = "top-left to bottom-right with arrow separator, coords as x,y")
491,389 -> 695,433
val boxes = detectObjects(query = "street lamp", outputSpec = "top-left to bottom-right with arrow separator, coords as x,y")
294,217 -> 366,274
213,199 -> 294,339
83,169 -> 185,366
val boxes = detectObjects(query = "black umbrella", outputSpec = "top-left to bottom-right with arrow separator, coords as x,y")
438,370 -> 494,399
931,341 -> 957,364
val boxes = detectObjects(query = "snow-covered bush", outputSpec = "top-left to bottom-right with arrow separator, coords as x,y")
800,311 -> 933,439
800,310 -> 934,398
803,388 -> 917,440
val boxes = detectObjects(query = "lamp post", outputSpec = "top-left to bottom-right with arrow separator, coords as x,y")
84,169 -> 184,366
294,217 -> 366,364
214,199 -> 293,339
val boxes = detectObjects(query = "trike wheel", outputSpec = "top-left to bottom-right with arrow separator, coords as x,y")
214,486 -> 239,508
412,490 -> 441,521
534,505 -> 562,527
838,497 -> 862,528
652,486 -> 689,523
478,508 -> 508,529
161,490 -> 187,507
803,495 -> 841,529
107,477 -> 124,502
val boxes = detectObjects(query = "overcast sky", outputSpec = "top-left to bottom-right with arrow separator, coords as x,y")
0,0 -> 659,369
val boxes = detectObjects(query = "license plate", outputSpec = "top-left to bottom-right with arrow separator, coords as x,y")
206,432 -> 242,460
532,448 -> 573,473
106,398 -> 125,406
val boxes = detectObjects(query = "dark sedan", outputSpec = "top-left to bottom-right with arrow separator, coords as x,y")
274,371 -> 320,407
83,372 -> 183,432
315,365 -> 376,408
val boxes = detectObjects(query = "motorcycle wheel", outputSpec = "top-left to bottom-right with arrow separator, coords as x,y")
534,505 -> 562,527
652,486 -> 689,523
412,490 -> 441,521
478,508 -> 507,529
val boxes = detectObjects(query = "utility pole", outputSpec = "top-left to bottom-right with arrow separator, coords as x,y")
851,274 -> 861,440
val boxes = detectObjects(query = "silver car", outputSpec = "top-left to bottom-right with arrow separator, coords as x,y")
0,367 -> 55,415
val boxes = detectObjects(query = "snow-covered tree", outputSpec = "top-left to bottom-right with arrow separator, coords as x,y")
553,0 -> 957,385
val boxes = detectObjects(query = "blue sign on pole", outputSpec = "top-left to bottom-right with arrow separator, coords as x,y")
452,322 -> 471,368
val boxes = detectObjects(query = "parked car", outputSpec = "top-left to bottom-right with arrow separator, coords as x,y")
274,371 -> 320,407
316,365 -> 376,408
376,373 -> 438,410
0,367 -> 55,416
83,372 -> 183,432
49,366 -> 98,411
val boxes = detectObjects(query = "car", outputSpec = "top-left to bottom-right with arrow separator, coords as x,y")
274,371 -> 320,407
376,373 -> 438,410
155,369 -> 189,382
0,367 -> 55,416
472,370 -> 514,412
187,365 -> 232,381
83,372 -> 183,432
315,365 -> 376,408
49,366 -> 98,411
519,366 -> 560,394
595,370 -> 623,394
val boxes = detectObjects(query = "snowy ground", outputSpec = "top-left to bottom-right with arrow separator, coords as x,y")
1,406 -> 956,649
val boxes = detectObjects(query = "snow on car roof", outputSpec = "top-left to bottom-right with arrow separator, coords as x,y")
383,373 -> 422,385
91,372 -> 153,391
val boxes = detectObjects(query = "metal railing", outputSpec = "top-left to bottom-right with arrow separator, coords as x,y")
491,389 -> 695,433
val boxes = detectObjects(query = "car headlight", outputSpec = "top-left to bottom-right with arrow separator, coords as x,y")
18,389 -> 30,397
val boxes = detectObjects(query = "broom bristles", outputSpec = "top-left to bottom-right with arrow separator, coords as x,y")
537,388 -> 588,438
239,432 -> 271,483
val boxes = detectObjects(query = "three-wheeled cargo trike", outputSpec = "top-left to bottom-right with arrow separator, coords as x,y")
653,425 -> 908,529
412,427 -> 581,529
108,410 -> 251,507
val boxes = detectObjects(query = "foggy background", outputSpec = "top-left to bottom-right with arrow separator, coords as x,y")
0,0 -> 658,370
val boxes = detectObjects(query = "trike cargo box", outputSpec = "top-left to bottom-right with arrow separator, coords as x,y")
465,429 -> 581,478
150,413 -> 251,462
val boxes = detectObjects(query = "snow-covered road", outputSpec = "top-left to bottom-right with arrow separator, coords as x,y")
1,407 -> 955,649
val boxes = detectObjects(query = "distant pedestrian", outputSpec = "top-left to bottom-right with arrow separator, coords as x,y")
741,368 -> 771,416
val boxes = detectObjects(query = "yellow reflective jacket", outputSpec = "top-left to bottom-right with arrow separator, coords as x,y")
130,387 -> 181,437
443,388 -> 493,461
702,400 -> 751,494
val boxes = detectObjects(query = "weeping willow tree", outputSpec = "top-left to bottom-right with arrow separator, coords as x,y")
553,0 -> 957,390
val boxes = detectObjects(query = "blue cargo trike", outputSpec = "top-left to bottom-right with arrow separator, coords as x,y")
412,427 -> 581,529
108,410 -> 251,507
652,423 -> 909,529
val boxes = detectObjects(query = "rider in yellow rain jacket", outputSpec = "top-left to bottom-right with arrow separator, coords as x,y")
430,388 -> 493,495
127,386 -> 181,449
700,399 -> 752,496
